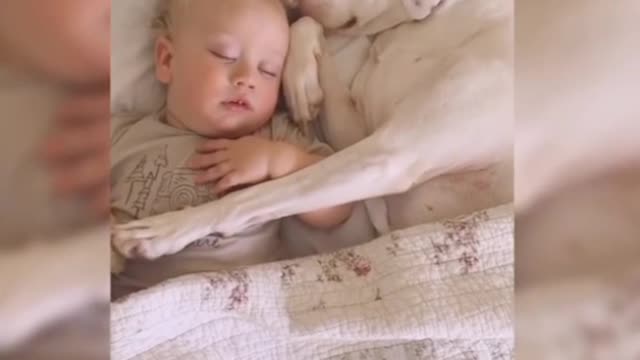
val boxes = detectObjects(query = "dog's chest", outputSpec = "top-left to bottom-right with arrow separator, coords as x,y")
346,4 -> 498,131
348,23 -> 457,131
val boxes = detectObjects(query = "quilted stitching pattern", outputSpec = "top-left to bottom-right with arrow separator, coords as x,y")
111,205 -> 513,360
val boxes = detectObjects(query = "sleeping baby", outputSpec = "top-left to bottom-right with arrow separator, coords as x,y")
111,0 -> 353,296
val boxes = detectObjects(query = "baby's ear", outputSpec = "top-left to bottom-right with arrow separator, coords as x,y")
286,7 -> 302,24
281,0 -> 299,9
402,0 -> 441,20
154,35 -> 174,84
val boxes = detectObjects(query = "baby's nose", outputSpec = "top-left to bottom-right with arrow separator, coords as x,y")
232,65 -> 256,90
233,78 -> 255,90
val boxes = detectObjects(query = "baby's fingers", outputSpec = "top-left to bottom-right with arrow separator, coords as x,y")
189,150 -> 229,169
213,172 -> 243,196
194,162 -> 233,184
196,139 -> 231,152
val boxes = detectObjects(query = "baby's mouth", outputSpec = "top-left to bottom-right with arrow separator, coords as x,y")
222,98 -> 252,111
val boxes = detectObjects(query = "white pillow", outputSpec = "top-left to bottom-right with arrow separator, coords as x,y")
111,0 -> 165,115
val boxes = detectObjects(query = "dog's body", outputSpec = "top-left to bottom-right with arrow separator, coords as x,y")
113,0 -> 513,260
312,0 -> 512,231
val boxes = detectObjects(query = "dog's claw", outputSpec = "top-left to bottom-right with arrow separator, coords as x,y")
115,223 -> 151,231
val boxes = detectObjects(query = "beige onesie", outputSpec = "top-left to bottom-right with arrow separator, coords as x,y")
111,111 -> 332,292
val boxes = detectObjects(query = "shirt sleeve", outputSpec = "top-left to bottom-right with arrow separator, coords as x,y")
111,111 -> 145,146
268,113 -> 334,157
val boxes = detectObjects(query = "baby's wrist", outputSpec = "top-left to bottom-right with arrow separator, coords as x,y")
268,142 -> 304,179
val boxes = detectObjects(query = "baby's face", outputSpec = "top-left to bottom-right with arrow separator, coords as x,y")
157,0 -> 290,138
0,0 -> 110,87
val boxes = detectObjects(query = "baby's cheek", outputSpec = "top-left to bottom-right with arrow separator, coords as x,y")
261,86 -> 282,114
254,101 -> 279,127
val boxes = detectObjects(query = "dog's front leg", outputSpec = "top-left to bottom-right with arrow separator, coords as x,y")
112,132 -> 421,258
222,134 -> 423,229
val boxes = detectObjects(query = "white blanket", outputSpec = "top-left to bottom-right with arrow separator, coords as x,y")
111,205 -> 513,360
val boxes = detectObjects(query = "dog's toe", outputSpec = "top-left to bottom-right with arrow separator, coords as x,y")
133,239 -> 170,260
134,241 -> 156,260
113,236 -> 140,259
120,242 -> 137,259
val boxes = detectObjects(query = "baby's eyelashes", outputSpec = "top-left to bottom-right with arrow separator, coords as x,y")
259,68 -> 278,77
259,62 -> 282,78
209,50 -> 237,62
208,48 -> 281,78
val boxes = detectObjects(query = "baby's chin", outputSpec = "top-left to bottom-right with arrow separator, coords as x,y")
193,121 -> 262,139
194,113 -> 271,139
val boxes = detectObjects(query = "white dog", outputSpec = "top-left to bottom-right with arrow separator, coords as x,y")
113,0 -> 513,259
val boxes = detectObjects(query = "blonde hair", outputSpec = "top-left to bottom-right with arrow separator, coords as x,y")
151,0 -> 190,38
153,0 -> 297,37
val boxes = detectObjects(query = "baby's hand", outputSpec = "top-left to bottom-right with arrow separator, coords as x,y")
189,136 -> 281,195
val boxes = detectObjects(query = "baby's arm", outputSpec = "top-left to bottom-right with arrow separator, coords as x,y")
110,212 -> 127,274
189,134 -> 354,229
268,142 -> 354,229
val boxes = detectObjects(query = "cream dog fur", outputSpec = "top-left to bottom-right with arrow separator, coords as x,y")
112,0 -> 513,259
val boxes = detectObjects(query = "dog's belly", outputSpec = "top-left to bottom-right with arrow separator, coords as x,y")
348,24 -> 511,228
386,161 -> 513,230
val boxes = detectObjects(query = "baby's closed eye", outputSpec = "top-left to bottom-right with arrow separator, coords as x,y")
209,49 -> 237,62
259,66 -> 279,77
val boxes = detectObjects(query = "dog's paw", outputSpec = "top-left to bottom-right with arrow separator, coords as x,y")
112,236 -> 168,260
112,209 -> 211,260
283,16 -> 325,125
402,0 -> 443,20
